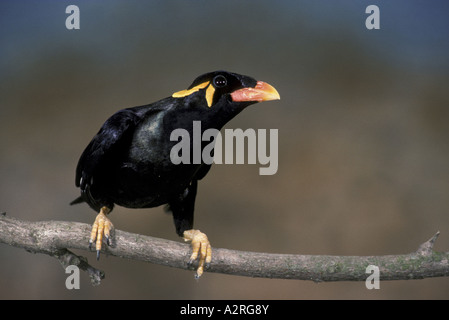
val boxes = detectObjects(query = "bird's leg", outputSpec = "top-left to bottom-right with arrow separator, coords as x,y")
89,206 -> 113,259
183,229 -> 212,278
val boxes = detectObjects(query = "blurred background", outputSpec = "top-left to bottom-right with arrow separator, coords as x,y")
1,0 -> 449,299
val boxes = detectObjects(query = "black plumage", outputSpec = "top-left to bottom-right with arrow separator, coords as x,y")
71,70 -> 280,277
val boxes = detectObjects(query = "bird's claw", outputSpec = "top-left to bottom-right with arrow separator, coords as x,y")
183,229 -> 212,278
89,206 -> 113,260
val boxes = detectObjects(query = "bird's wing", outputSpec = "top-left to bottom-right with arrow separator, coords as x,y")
75,108 -> 141,192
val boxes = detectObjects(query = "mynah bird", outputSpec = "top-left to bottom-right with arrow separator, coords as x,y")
71,70 -> 280,278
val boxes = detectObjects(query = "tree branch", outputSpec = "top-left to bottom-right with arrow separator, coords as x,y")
1,213 -> 449,285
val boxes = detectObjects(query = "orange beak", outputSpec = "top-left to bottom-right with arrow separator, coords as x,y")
231,81 -> 280,102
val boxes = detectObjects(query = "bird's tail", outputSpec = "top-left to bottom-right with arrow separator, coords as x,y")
70,196 -> 84,205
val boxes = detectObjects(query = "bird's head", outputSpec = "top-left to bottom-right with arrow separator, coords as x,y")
172,71 -> 280,112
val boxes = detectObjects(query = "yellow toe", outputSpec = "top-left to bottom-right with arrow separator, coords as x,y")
183,229 -> 212,278
89,206 -> 113,259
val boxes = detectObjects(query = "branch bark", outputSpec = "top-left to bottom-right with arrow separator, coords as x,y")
1,213 -> 449,286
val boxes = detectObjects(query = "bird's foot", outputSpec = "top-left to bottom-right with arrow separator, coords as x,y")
183,229 -> 212,279
89,206 -> 113,259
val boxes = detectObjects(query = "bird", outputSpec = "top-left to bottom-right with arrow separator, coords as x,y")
70,70 -> 280,278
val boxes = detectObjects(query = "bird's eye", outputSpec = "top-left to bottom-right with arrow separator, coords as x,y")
213,75 -> 227,88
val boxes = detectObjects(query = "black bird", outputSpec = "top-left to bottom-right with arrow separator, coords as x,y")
71,70 -> 280,277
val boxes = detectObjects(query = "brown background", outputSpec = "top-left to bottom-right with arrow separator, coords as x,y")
1,1 -> 449,299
